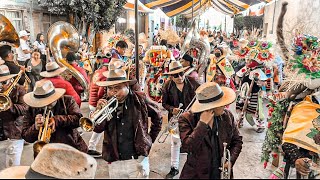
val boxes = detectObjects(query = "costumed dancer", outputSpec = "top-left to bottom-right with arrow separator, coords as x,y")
143,40 -> 172,103
93,66 -> 162,178
235,35 -> 274,133
178,82 -> 243,179
161,60 -> 200,179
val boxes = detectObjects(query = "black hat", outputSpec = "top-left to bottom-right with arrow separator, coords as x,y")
0,45 -> 12,60
182,54 -> 193,64
66,51 -> 80,62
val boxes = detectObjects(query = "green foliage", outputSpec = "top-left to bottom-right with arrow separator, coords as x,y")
38,0 -> 127,31
261,100 -> 289,164
234,15 -> 263,31
176,15 -> 190,29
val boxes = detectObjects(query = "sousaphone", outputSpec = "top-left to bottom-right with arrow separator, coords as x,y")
47,21 -> 89,94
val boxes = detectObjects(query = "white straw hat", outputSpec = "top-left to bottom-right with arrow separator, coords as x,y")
23,79 -> 66,108
165,60 -> 189,75
40,62 -> 67,78
0,65 -> 17,82
191,82 -> 236,113
97,65 -> 133,87
0,143 -> 97,179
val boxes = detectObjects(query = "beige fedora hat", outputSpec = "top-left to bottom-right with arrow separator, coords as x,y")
23,79 -> 66,108
0,65 -> 17,82
0,59 -> 4,65
191,82 -> 236,113
97,65 -> 133,87
165,60 -> 189,75
0,143 -> 97,179
40,61 -> 67,78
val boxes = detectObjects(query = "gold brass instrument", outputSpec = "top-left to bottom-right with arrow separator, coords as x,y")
80,96 -> 118,132
0,14 -> 20,48
0,70 -> 24,112
33,106 -> 53,158
220,142 -> 231,179
47,21 -> 89,94
0,14 -> 31,109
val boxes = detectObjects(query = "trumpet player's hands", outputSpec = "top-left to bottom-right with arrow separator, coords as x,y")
200,110 -> 214,128
97,99 -> 108,111
48,117 -> 56,133
295,158 -> 312,176
172,108 -> 181,116
35,114 -> 44,130
223,162 -> 232,170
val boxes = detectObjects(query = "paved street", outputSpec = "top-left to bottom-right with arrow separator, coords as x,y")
19,102 -> 278,179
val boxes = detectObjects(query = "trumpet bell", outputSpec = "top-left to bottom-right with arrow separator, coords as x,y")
79,117 -> 94,132
0,94 -> 12,112
33,141 -> 47,158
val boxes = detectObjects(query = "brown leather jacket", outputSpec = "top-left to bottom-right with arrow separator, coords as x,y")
94,90 -> 162,162
162,76 -> 200,119
179,110 -> 243,179
22,95 -> 88,153
0,85 -> 28,140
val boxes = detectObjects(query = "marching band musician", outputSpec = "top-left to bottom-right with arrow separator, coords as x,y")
162,60 -> 200,179
0,65 -> 28,170
0,45 -> 26,85
40,61 -> 81,107
22,79 -> 88,156
179,82 -> 243,179
66,51 -> 90,98
180,54 -> 199,82
93,66 -> 162,178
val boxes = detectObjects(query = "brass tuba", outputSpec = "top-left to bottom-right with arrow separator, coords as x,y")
0,14 -> 24,111
47,21 -> 89,94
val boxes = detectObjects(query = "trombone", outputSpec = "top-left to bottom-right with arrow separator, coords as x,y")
80,96 -> 118,132
33,106 -> 53,158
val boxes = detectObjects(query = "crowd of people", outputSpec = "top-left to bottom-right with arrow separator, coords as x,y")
0,9 -> 319,179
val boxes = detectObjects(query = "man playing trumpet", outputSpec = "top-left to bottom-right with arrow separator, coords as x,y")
0,65 -> 28,170
93,66 -> 162,178
22,79 -> 88,157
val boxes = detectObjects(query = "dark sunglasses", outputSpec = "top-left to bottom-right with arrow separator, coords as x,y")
172,72 -> 184,78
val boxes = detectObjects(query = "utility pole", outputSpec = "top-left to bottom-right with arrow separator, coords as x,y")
135,0 -> 139,83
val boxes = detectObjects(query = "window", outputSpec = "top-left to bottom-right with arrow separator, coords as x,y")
0,10 -> 23,32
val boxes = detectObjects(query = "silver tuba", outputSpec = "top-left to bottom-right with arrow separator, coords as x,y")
220,142 -> 231,179
47,21 -> 89,94
79,96 -> 118,132
181,18 -> 210,77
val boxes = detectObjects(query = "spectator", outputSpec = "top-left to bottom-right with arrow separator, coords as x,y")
111,40 -> 128,61
17,30 -> 32,66
33,33 -> 47,63
25,49 -> 44,91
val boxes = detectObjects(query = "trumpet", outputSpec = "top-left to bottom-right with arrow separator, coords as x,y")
158,103 -> 183,143
33,106 -> 53,158
80,96 -> 118,132
220,142 -> 231,179
0,70 -> 24,112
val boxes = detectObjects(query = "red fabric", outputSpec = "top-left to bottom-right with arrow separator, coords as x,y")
69,63 -> 90,96
247,60 -> 259,69
89,66 -> 108,107
45,76 -> 81,106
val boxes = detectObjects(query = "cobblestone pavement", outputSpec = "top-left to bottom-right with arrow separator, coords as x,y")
18,102 -> 282,179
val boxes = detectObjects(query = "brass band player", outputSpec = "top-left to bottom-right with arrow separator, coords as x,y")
0,65 -> 28,170
22,79 -> 88,157
93,66 -> 162,178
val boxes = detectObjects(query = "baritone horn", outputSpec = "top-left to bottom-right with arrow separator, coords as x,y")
220,142 -> 231,179
33,106 -> 53,158
80,96 -> 118,132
